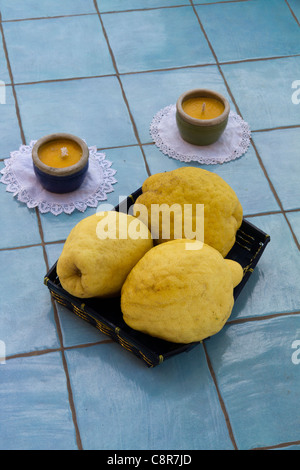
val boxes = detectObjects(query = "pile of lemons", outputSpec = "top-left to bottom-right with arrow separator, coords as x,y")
57,167 -> 244,344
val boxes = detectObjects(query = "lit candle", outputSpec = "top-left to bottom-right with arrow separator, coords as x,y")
38,138 -> 83,168
182,97 -> 225,120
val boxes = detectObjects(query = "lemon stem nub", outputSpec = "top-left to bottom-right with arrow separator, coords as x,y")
74,266 -> 82,277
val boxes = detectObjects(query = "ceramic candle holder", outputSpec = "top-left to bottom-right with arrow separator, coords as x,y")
32,133 -> 89,193
176,89 -> 230,146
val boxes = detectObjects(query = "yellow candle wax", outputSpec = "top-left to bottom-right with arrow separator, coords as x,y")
38,138 -> 83,169
182,97 -> 225,120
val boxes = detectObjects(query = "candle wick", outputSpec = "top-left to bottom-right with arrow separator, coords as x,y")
201,103 -> 206,113
60,147 -> 68,158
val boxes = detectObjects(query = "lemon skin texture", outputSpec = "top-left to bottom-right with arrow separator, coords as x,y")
134,167 -> 243,257
121,240 -> 243,344
57,212 -> 153,298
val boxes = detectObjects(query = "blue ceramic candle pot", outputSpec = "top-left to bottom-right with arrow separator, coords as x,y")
32,133 -> 89,194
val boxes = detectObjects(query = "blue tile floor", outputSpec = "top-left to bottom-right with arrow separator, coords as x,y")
0,0 -> 299,451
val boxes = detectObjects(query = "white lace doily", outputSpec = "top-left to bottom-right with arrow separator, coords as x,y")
150,104 -> 251,165
0,141 -> 117,215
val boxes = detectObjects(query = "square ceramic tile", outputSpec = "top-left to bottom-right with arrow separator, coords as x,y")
91,146 -> 150,208
102,7 -> 215,73
252,128 -> 300,211
205,315 -> 300,449
221,56 -> 300,130
39,146 -> 148,243
55,301 -> 108,348
232,213 -> 300,320
0,0 -> 96,20
0,246 -> 60,356
286,211 -> 300,245
65,342 -> 234,450
142,144 -> 280,216
0,352 -> 77,450
97,0 -> 190,12
0,163 -> 42,248
3,15 -> 114,83
121,66 -> 235,143
15,77 -> 137,148
0,86 -> 23,159
196,0 -> 300,62
40,208 -> 95,245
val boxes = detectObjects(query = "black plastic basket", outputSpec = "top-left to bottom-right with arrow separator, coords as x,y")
44,188 -> 270,367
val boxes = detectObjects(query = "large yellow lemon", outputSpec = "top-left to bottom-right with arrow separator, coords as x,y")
57,211 -> 153,298
121,240 -> 243,344
133,167 -> 243,257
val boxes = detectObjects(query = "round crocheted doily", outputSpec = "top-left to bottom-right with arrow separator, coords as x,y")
150,104 -> 251,165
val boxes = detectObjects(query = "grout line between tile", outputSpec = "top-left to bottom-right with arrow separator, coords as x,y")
0,12 -> 26,145
0,242 -> 45,252
252,438 -> 300,450
0,4 -> 195,23
0,239 -> 66,252
202,341 -> 238,449
251,124 -> 300,133
36,210 -> 84,450
98,4 -> 192,15
193,0 -> 252,4
3,338 -> 113,362
0,0 -> 255,24
13,73 -> 117,87
227,310 -> 300,327
285,0 -> 300,27
244,208 -> 300,219
1,12 -> 97,23
218,53 -> 300,65
8,54 -> 300,89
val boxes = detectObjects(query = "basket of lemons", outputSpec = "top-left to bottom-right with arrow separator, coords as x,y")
45,167 -> 270,367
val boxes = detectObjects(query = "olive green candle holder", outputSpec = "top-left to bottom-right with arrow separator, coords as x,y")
176,89 -> 230,146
